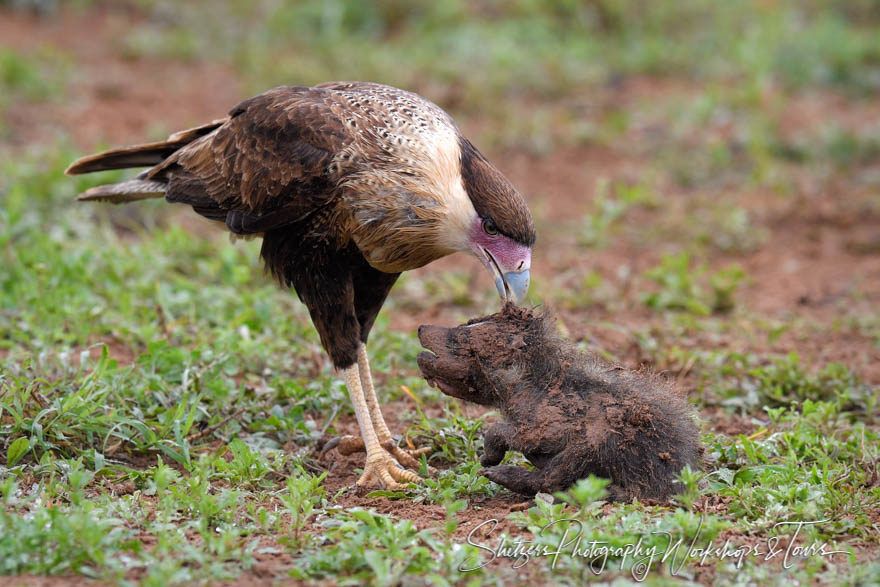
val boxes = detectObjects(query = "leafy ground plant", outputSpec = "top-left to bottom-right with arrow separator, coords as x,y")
642,251 -> 746,315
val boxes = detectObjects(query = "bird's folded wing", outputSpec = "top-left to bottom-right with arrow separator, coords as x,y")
148,86 -> 354,232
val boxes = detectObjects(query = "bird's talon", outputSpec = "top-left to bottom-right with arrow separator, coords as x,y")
357,453 -> 420,490
328,436 -> 433,473
328,435 -> 366,456
318,436 -> 341,460
388,444 -> 437,475
388,465 -> 420,484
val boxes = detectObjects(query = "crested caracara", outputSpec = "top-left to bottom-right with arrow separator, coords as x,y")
66,81 -> 536,489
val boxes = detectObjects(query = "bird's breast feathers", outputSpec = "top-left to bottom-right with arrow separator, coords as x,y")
337,109 -> 478,273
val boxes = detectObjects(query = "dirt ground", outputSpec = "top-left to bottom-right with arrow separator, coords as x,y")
2,4 -> 879,584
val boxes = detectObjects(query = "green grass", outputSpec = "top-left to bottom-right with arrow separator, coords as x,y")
578,179 -> 659,248
1,145 -> 877,584
641,251 -> 746,315
0,49 -> 59,101
0,47 -> 67,135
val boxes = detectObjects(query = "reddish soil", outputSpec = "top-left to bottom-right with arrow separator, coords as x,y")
0,5 -> 241,149
0,578 -> 110,587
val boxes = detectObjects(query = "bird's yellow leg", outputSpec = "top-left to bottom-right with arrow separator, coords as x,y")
357,344 -> 432,470
342,364 -> 419,490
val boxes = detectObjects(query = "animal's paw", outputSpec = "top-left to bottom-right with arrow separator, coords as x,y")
481,465 -> 516,485
481,465 -> 540,496
479,451 -> 504,467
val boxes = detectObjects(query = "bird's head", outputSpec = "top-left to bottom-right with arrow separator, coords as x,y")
467,216 -> 532,305
459,139 -> 535,305
348,126 -> 534,301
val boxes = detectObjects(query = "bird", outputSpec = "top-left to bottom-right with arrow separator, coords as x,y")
66,81 -> 536,490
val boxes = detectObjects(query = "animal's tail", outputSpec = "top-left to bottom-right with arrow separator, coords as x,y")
65,118 -> 226,204
72,177 -> 168,204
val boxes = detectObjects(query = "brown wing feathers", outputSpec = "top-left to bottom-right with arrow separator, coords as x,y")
158,87 -> 345,209
65,140 -> 187,176
65,86 -> 349,235
151,87 -> 345,232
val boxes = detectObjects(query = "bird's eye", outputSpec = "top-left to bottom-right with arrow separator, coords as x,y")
482,219 -> 498,236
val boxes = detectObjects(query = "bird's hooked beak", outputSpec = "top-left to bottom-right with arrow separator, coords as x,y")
485,249 -> 530,305
470,238 -> 531,305
494,266 -> 530,304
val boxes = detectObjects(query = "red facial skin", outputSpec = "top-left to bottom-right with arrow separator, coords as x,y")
468,217 -> 532,275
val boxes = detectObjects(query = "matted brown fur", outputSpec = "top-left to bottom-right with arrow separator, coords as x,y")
418,304 -> 702,501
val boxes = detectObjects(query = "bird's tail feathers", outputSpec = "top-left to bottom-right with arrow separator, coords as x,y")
76,178 -> 167,204
65,118 -> 226,175
65,141 -> 180,175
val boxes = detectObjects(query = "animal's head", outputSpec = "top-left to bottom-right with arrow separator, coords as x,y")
417,304 -> 551,406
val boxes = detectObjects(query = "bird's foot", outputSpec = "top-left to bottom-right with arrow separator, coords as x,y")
320,435 -> 365,457
357,450 -> 421,490
322,435 -> 435,474
384,441 -> 433,472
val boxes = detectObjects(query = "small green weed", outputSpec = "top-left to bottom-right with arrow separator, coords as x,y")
642,251 -> 746,315
720,352 -> 875,414
0,48 -> 64,103
579,180 -> 658,248
289,506 -> 487,584
0,478 -> 132,578
279,466 -> 327,549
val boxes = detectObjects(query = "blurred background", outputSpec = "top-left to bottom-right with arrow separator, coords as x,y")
1,0 -> 878,381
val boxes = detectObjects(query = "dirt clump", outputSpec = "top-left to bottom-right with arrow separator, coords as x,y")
417,304 -> 701,501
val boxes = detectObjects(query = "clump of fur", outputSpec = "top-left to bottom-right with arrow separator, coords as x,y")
417,304 -> 701,501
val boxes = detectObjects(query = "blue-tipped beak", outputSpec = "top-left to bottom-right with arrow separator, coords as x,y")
494,269 -> 530,305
